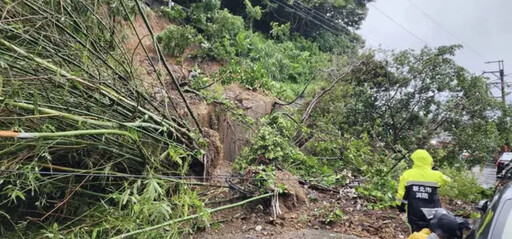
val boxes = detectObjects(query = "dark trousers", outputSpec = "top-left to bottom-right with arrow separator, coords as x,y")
409,220 -> 429,233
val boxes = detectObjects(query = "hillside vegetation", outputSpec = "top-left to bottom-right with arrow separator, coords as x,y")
0,0 -> 502,238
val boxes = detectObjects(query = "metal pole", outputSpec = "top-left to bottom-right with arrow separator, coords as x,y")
484,60 -> 506,108
484,60 -> 507,144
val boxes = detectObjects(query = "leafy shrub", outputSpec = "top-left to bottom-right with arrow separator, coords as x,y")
235,114 -> 325,176
244,0 -> 262,25
219,57 -> 274,90
160,5 -> 186,23
236,114 -> 303,168
313,30 -> 363,55
439,167 -> 494,203
251,165 -> 276,193
188,68 -> 212,90
201,10 -> 246,59
157,25 -> 199,56
314,203 -> 347,224
204,9 -> 245,40
270,22 -> 290,41
217,32 -> 329,98
188,0 -> 221,28
163,1 -> 330,98
304,132 -> 387,177
184,1 -> 246,59
234,113 -> 349,186
356,175 -> 398,210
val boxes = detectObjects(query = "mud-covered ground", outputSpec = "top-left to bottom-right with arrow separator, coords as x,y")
191,181 -> 475,239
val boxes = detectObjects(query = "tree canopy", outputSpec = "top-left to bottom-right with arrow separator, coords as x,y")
305,46 -> 500,167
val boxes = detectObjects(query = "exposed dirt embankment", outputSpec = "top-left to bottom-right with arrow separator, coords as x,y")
219,84 -> 274,162
121,10 -> 276,180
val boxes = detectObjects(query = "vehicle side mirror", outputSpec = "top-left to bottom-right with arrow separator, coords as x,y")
476,200 -> 489,213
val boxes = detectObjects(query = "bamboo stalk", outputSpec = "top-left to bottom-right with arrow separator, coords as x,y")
38,164 -> 224,187
22,0 -> 131,82
134,0 -> 203,135
8,1 -> 184,129
0,129 -> 134,139
0,144 -> 28,157
3,99 -> 117,127
49,180 -> 110,198
110,193 -> 274,239
0,2 -> 214,235
9,101 -> 180,147
119,0 -> 187,125
2,99 -> 166,130
0,37 -> 196,147
0,38 -> 94,88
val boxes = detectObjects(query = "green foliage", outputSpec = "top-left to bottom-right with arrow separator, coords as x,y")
157,1 -> 332,100
188,68 -> 212,90
157,25 -> 199,56
244,0 -> 262,26
314,203 -> 347,224
307,47 -> 498,167
213,0 -> 372,41
303,126 -> 397,179
218,32 -> 329,99
186,1 -> 246,59
439,167 -> 494,203
252,165 -> 276,193
160,5 -> 186,23
236,114 -> 325,176
204,10 -> 245,41
188,0 -> 221,27
356,175 -> 398,210
235,113 -> 355,187
236,114 -> 305,169
313,30 -> 363,55
270,22 -> 290,41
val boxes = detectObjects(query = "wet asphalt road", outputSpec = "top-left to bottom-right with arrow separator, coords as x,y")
472,163 -> 496,188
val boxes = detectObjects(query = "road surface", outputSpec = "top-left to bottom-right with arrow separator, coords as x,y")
201,229 -> 365,239
472,163 -> 496,188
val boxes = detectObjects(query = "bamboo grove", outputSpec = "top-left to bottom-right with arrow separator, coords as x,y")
0,0 -> 220,237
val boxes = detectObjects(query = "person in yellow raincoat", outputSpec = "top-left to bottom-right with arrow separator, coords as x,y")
396,149 -> 452,233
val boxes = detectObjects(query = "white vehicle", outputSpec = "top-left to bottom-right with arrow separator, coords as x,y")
497,152 -> 512,176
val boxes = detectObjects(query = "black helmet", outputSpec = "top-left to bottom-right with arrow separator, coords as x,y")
430,212 -> 469,239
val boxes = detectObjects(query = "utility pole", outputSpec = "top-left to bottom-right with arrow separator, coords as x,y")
484,60 -> 508,144
484,60 -> 506,109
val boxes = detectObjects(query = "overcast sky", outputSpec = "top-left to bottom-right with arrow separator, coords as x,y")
358,0 -> 512,99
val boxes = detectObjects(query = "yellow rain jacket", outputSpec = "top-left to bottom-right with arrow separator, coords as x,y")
396,150 -> 451,231
408,228 -> 431,239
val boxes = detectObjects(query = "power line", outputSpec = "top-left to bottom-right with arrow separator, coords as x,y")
406,0 -> 488,60
293,0 -> 351,31
368,3 -> 430,46
269,0 -> 342,37
268,0 -> 384,46
291,0 -> 383,46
